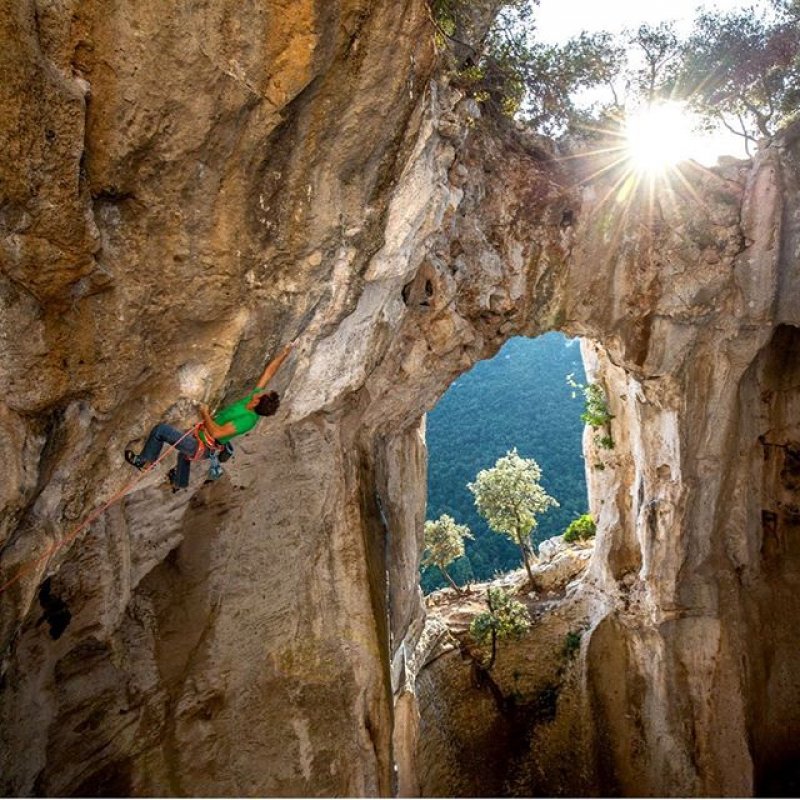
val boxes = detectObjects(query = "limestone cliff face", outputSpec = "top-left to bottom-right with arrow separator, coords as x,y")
415,542 -> 595,797
1,0 -> 799,795
412,128 -> 800,795
1,1 -> 438,794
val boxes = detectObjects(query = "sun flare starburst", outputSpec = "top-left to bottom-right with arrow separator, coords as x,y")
624,103 -> 696,173
556,99 -> 731,270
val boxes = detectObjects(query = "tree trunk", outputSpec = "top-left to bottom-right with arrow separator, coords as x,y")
518,538 -> 535,586
487,628 -> 497,671
441,566 -> 461,594
486,589 -> 498,671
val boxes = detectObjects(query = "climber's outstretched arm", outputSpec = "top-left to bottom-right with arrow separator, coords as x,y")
256,341 -> 295,389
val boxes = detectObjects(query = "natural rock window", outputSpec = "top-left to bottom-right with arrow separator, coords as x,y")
423,332 -> 589,593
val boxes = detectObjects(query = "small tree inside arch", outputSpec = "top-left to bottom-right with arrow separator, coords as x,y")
468,448 -> 558,585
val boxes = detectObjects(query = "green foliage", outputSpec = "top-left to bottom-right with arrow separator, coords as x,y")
430,0 -> 469,38
567,374 -> 614,450
424,334 -> 588,593
469,448 -> 559,543
423,514 -> 473,567
517,33 -> 627,132
470,586 -> 532,669
629,22 -> 681,103
429,1 -> 627,129
674,6 -> 800,151
583,383 -> 612,428
482,20 -> 632,130
431,0 -> 800,150
468,447 -> 558,584
422,514 -> 474,591
470,587 -> 531,644
562,630 -> 582,660
563,513 -> 596,543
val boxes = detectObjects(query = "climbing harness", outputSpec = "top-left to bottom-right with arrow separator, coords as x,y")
0,424 -> 202,596
190,426 -> 234,482
187,426 -> 214,462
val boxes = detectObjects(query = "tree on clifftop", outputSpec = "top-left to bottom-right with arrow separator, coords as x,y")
422,514 -> 474,593
675,5 -> 800,154
430,0 -> 800,154
431,0 -> 627,129
468,448 -> 558,585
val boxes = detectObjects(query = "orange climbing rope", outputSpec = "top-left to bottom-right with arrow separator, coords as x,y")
0,424 -> 203,596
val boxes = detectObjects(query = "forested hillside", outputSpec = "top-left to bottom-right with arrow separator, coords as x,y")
423,333 -> 588,592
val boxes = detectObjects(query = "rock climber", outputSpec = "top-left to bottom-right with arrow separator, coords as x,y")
124,341 -> 295,490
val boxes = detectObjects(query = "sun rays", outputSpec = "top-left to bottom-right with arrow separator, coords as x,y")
624,103 -> 696,173
553,101 -> 739,259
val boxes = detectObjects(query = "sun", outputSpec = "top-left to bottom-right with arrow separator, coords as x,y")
625,102 -> 696,173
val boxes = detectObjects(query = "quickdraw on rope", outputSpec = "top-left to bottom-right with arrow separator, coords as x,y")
0,423 -> 203,596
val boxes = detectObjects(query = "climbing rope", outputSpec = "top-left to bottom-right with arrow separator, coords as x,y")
0,424 -> 202,596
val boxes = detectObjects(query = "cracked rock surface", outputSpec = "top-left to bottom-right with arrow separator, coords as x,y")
2,0 -> 800,795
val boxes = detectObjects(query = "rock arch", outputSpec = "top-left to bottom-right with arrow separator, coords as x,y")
1,1 -> 799,795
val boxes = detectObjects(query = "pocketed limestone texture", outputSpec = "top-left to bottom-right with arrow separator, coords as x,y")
2,0 -> 800,795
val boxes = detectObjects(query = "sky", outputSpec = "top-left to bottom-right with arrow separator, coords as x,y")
535,0 -> 762,43
534,0 -> 774,161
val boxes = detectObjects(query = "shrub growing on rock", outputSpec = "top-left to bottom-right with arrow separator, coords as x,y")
562,630 -> 583,660
469,586 -> 531,670
563,513 -> 596,543
567,375 -> 615,450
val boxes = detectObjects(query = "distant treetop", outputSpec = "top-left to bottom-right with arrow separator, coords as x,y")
429,0 -> 800,149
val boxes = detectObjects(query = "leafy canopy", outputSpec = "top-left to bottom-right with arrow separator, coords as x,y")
629,22 -> 682,103
468,448 -> 558,544
675,5 -> 800,150
469,586 -> 531,647
422,514 -> 474,571
431,0 -> 800,149
432,0 -> 628,129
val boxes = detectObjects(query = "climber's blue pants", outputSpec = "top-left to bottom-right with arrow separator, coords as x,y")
141,423 -> 203,488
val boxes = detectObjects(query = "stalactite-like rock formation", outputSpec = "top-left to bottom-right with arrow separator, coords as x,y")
1,0 -> 799,795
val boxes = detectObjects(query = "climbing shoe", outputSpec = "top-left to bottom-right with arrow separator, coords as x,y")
125,450 -> 147,471
166,468 -> 184,493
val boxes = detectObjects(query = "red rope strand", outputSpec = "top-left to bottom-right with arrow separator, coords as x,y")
0,424 -> 202,595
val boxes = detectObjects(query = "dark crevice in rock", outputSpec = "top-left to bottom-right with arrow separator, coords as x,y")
36,578 -> 71,640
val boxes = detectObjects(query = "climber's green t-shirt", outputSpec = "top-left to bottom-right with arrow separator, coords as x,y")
201,389 -> 260,445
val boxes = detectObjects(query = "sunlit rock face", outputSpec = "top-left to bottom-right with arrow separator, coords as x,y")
2,0 -> 800,795
569,135 -> 800,797
1,1 -> 439,794
412,127 -> 800,796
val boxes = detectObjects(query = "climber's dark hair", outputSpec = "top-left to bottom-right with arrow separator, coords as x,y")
255,391 -> 280,417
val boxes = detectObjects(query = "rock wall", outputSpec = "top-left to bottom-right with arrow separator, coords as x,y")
2,0 -> 800,795
412,128 -> 800,796
1,1 -> 441,794
415,544 -> 596,798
